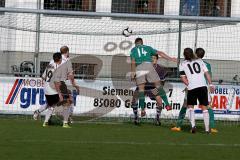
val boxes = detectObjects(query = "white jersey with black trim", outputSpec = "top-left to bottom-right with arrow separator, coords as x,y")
179,59 -> 208,90
42,63 -> 59,95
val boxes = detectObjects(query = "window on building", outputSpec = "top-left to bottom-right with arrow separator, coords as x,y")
0,0 -> 5,7
72,63 -> 96,79
0,0 -> 5,14
40,61 -> 49,76
44,0 -> 96,12
40,62 -> 97,79
165,67 -> 178,79
180,0 -> 231,17
112,0 -> 164,14
200,0 -> 231,17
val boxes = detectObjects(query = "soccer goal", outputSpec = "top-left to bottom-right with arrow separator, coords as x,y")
0,0 -> 240,124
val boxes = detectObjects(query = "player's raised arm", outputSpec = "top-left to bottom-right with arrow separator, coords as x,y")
156,51 -> 177,63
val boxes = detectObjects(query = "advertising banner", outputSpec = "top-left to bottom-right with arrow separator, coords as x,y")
0,77 -> 239,120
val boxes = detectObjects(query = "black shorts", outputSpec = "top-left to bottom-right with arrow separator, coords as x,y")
187,86 -> 208,106
145,84 -> 156,100
45,94 -> 60,106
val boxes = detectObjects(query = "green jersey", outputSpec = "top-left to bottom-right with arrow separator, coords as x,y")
204,61 -> 212,84
130,45 -> 157,65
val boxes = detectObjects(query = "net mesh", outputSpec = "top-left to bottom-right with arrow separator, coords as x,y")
0,12 -> 232,35
0,11 -> 240,79
0,1 -> 240,123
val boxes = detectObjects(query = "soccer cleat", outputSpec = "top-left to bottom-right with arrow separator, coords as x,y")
191,126 -> 196,134
206,131 -> 211,134
165,105 -> 172,111
63,123 -> 71,128
171,127 -> 181,132
211,128 -> 218,133
68,117 -> 73,125
33,110 -> 40,120
155,120 -> 161,126
133,114 -> 140,125
134,119 -> 140,125
42,122 -> 48,127
141,110 -> 146,117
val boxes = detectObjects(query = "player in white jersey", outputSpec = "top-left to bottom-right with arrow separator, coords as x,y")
41,52 -> 62,127
59,46 -> 79,123
48,54 -> 76,128
50,46 -> 79,123
179,48 -> 214,134
33,46 -> 79,121
33,52 -> 61,120
41,52 -> 74,128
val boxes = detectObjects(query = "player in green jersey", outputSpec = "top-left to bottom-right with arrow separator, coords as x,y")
131,54 -> 173,125
130,37 -> 177,117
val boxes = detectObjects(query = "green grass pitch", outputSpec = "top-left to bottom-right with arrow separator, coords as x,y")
0,118 -> 240,160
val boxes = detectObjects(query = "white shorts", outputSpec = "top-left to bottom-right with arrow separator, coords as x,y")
135,62 -> 160,85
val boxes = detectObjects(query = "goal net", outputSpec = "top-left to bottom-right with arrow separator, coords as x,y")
0,2 -> 240,123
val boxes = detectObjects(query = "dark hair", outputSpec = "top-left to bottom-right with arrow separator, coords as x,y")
53,52 -> 62,63
135,37 -> 143,44
153,54 -> 158,60
195,48 -> 205,59
183,48 -> 195,61
60,46 -> 69,54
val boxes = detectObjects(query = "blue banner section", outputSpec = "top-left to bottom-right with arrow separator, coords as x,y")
182,0 -> 200,16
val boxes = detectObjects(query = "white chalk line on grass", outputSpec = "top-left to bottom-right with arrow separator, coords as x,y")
12,140 -> 240,147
